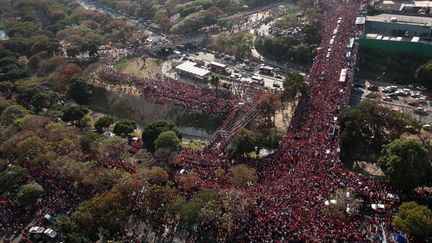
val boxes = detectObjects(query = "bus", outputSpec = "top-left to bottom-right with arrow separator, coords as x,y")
339,68 -> 347,82
251,75 -> 264,85
259,65 -> 274,76
329,38 -> 335,47
347,38 -> 354,50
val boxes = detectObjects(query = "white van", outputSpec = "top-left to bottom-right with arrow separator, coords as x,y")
251,75 -> 264,85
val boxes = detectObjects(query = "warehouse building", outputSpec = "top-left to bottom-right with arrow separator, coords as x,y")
366,14 -> 432,38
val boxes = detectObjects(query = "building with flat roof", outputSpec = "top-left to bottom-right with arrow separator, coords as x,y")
374,1 -> 432,15
175,61 -> 210,80
366,14 -> 432,38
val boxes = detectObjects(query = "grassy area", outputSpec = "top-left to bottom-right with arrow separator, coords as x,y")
113,57 -> 163,79
181,140 -> 206,150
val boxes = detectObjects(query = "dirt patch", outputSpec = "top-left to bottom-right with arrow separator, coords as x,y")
274,100 -> 297,133
354,161 -> 385,178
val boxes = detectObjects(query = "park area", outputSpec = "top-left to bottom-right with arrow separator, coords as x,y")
114,57 -> 164,79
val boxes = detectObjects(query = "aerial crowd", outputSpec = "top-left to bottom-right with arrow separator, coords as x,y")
100,69 -> 237,115
175,0 -> 398,241
1,0 -> 400,241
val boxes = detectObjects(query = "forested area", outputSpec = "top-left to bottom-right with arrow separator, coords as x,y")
255,4 -> 322,65
86,0 -> 282,34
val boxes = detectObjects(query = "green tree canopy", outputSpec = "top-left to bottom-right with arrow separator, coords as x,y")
0,105 -> 30,125
155,131 -> 180,151
79,131 -> 102,153
68,76 -> 93,105
416,59 -> 432,89
230,164 -> 258,188
235,128 -> 259,156
378,138 -> 432,191
393,201 -> 432,241
62,106 -> 88,122
171,190 -> 221,224
0,165 -> 28,194
258,94 -> 279,127
94,116 -> 115,133
16,182 -> 44,207
282,72 -> 307,100
113,119 -> 136,137
147,166 -> 169,185
142,120 -> 181,152
97,136 -> 129,161
339,100 -> 419,160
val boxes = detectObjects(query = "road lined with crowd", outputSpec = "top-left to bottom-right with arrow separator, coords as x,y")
173,0 -> 396,241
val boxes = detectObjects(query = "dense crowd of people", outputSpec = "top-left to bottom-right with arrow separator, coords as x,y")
236,1 -> 396,241
100,69 -> 238,115
176,0 -> 397,241
1,0 -> 400,241
1,169 -> 82,241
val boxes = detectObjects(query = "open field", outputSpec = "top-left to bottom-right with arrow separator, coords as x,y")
114,57 -> 164,79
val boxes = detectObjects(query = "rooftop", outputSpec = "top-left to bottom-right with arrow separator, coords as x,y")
374,3 -> 403,11
366,14 -> 432,26
365,33 -> 432,43
175,61 -> 210,78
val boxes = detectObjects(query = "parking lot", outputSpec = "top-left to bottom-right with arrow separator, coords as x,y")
165,48 -> 307,90
350,79 -> 432,125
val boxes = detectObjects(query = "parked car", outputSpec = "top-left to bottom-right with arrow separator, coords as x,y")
353,83 -> 365,89
416,85 -> 427,91
251,75 -> 264,85
408,101 -> 420,107
416,97 -> 427,103
29,226 -> 45,234
423,124 -> 432,131
44,228 -> 58,239
367,85 -> 379,91
381,87 -> 393,93
414,107 -> 428,115
382,96 -> 392,101
353,87 -> 363,92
